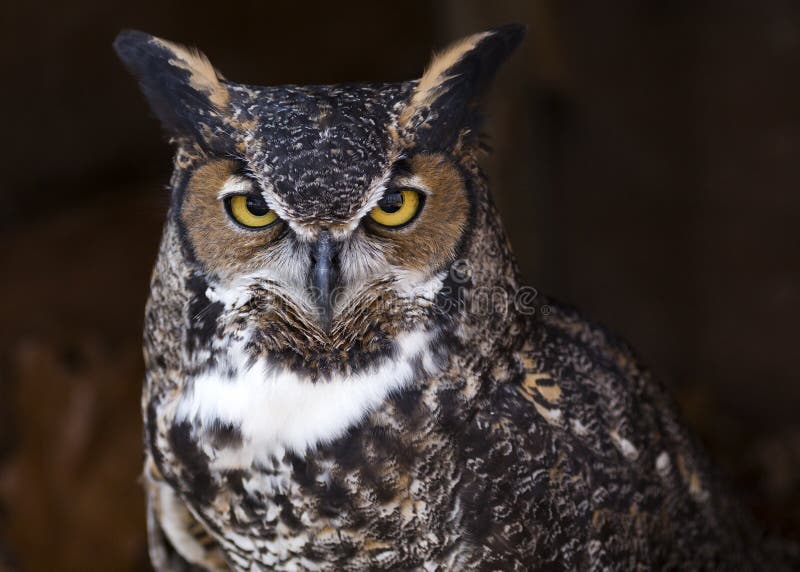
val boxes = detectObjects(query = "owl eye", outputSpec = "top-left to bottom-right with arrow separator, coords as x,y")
226,194 -> 279,229
368,189 -> 423,228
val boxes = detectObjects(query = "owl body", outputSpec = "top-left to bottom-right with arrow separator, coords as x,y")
116,26 -> 795,571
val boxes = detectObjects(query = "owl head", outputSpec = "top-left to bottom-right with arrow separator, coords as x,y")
117,26 -> 525,386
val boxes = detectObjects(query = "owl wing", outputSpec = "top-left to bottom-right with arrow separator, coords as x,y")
480,299 -> 785,568
145,459 -> 229,572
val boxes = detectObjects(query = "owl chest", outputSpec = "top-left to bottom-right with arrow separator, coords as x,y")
150,398 -> 462,569
146,355 -> 465,567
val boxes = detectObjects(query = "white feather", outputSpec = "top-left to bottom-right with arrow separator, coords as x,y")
176,328 -> 435,462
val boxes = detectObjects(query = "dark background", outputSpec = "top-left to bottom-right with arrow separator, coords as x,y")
1,1 -> 799,570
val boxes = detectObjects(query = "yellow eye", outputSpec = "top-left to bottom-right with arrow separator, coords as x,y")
227,194 -> 279,229
368,189 -> 423,228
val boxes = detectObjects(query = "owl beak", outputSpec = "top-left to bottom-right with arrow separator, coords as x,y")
309,229 -> 339,330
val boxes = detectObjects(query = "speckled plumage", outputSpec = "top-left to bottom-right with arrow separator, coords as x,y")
115,26 -> 797,571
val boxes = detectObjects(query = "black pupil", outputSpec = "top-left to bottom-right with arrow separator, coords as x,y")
378,191 -> 404,213
245,195 -> 270,216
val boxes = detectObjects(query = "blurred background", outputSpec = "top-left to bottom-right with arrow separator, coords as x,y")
1,1 -> 799,570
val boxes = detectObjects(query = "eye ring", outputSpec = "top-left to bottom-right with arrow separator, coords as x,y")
368,188 -> 424,229
225,194 -> 280,229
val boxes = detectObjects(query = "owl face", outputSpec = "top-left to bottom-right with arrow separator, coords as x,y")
118,26 -> 524,452
178,96 -> 471,317
174,79 -> 477,377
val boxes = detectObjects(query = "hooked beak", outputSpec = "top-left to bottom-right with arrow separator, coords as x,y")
309,229 -> 339,330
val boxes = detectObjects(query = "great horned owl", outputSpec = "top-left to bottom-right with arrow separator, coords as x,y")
115,25 -> 796,571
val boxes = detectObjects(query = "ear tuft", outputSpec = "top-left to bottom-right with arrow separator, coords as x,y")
411,31 -> 493,113
400,23 -> 527,151
114,30 -> 229,144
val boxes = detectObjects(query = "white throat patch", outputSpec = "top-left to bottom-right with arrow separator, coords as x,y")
175,328 -> 437,466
